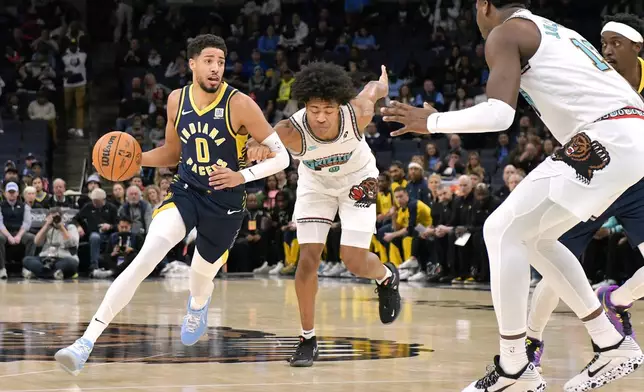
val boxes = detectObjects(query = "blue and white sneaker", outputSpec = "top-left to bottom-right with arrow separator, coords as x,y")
180,296 -> 211,346
54,338 -> 94,376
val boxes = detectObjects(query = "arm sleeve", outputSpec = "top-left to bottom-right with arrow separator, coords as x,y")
240,132 -> 290,183
427,99 -> 515,134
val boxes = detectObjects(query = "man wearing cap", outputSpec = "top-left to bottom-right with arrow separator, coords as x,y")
0,182 -> 36,279
526,13 -> 644,371
22,153 -> 37,177
77,174 -> 101,209
73,188 -> 118,278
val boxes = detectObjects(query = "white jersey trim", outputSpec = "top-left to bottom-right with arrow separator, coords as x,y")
288,116 -> 307,157
346,103 -> 362,141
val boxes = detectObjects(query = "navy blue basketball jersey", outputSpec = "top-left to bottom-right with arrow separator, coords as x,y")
174,82 -> 248,192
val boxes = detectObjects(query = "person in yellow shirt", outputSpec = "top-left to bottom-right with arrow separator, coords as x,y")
376,172 -> 394,226
376,187 -> 432,280
388,161 -> 408,192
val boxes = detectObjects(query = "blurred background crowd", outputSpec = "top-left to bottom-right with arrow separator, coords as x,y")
0,0 -> 640,290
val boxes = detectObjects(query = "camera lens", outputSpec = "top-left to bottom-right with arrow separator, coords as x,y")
52,215 -> 61,224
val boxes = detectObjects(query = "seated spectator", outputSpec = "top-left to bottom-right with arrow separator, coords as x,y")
27,91 -> 57,143
22,207 -> 79,280
231,193 -> 270,272
129,175 -> 144,190
4,166 -> 20,186
416,79 -> 445,112
377,187 -> 432,277
0,182 -> 36,279
30,161 -> 49,191
248,66 -> 269,94
542,138 -> 556,158
32,176 -> 51,208
261,175 -> 280,211
63,38 -> 88,138
146,48 -> 163,73
468,184 -> 500,283
495,132 -> 510,167
77,174 -> 101,209
448,87 -> 468,111
244,49 -> 268,78
104,217 -> 143,277
376,172 -> 394,227
398,84 -> 417,106
18,53 -> 56,92
435,149 -> 465,178
165,55 -> 187,79
352,27 -> 377,51
117,88 -> 149,130
50,178 -> 76,208
389,161 -> 408,192
109,182 -> 126,208
74,188 -> 118,277
144,185 -> 162,210
148,115 -> 165,147
23,186 -> 37,208
513,142 -> 541,174
2,94 -> 27,121
427,173 -> 441,206
424,142 -> 441,173
364,121 -> 389,153
406,162 -> 429,204
118,186 -> 152,236
466,151 -> 489,183
258,25 -> 279,54
495,164 -> 516,201
267,191 -> 296,274
122,38 -> 143,67
423,185 -> 454,283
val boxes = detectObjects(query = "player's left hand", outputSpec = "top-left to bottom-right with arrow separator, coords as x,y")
209,166 -> 245,190
381,101 -> 437,136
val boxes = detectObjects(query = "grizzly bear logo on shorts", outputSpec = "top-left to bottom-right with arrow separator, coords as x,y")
552,132 -> 610,185
348,177 -> 377,208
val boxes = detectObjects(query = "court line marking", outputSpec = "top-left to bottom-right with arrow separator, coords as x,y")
0,352 -> 170,379
5,376 -> 644,392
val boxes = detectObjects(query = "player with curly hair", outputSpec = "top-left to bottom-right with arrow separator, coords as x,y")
230,62 -> 399,367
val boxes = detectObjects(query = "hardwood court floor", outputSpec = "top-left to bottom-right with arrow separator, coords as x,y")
0,277 -> 642,392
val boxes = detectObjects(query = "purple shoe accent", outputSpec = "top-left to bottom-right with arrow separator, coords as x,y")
596,285 -> 635,338
526,338 -> 544,372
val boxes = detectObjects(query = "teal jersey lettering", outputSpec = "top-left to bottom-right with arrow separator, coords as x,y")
302,151 -> 354,171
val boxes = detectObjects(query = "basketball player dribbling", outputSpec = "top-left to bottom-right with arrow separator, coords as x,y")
526,13 -> 644,372
54,34 -> 290,375
382,1 -> 644,391
226,62 -> 400,367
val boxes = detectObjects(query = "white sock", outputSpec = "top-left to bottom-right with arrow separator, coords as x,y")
499,337 -> 528,375
611,264 -> 644,307
584,313 -> 623,348
302,328 -> 315,340
527,280 -> 560,342
82,208 -> 186,344
189,247 -> 226,310
375,265 -> 392,285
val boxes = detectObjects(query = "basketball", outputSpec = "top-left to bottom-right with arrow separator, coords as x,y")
92,131 -> 142,181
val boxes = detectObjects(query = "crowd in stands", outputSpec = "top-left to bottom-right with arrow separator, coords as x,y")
0,0 -> 639,290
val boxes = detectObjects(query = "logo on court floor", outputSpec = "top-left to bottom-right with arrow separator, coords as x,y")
0,322 -> 429,364
552,132 -> 610,185
348,177 -> 378,208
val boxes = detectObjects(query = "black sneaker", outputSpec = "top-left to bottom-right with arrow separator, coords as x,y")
288,336 -> 319,367
375,262 -> 401,324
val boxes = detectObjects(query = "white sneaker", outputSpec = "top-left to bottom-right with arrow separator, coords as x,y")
462,356 -> 546,392
340,269 -> 355,278
408,271 -> 428,282
399,257 -> 419,270
253,261 -> 271,274
76,129 -> 84,137
268,262 -> 284,275
399,269 -> 413,281
324,263 -> 347,277
592,279 -> 617,290
22,268 -> 34,279
90,269 -> 114,279
53,269 -> 64,280
564,336 -> 644,392
68,128 -> 76,136
0,268 -> 7,279
318,262 -> 334,276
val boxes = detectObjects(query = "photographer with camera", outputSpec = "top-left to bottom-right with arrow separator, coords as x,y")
22,207 -> 79,280
103,217 -> 143,277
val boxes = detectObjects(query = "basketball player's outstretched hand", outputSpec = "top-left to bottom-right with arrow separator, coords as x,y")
209,166 -> 245,190
381,101 -> 437,136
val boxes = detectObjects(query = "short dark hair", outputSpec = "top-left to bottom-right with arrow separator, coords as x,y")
291,62 -> 356,105
379,172 -> 391,181
489,0 -> 530,9
390,161 -> 404,170
187,34 -> 227,58
604,13 -> 644,36
394,187 -> 408,194
119,216 -> 133,225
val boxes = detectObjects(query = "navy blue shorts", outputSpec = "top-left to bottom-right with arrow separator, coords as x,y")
560,179 -> 644,257
155,180 -> 244,262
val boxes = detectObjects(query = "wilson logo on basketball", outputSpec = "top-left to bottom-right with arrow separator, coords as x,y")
101,135 -> 117,166
0,322 -> 429,364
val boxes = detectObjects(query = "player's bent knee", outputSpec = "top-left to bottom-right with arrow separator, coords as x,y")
146,207 -> 187,244
483,207 -> 513,244
340,246 -> 368,274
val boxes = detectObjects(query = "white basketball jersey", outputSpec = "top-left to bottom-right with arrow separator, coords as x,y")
288,104 -> 376,176
510,10 -> 644,142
